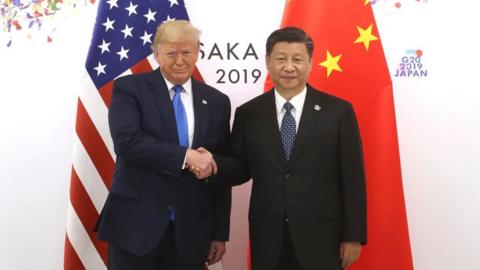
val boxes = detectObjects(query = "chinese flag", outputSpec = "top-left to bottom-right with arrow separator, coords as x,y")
264,0 -> 414,269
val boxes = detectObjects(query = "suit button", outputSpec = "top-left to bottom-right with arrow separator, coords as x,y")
285,173 -> 291,180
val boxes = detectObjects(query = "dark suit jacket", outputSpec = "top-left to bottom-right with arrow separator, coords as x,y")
215,85 -> 366,270
96,69 -> 232,264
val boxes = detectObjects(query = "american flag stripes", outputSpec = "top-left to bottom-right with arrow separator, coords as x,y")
64,1 -> 194,269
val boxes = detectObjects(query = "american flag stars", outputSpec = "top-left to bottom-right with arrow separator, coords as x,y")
140,31 -> 153,45
125,2 -> 138,16
117,46 -> 130,61
98,39 -> 111,54
102,17 -> 115,32
144,8 -> 157,23
86,0 -> 189,88
164,15 -> 175,23
106,0 -> 118,10
94,62 -> 107,76
121,24 -> 134,39
168,0 -> 179,8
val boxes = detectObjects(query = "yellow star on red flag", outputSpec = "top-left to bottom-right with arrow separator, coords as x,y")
319,50 -> 343,78
364,0 -> 371,5
354,24 -> 379,51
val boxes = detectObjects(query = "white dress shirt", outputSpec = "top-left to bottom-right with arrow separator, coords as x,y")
274,86 -> 307,133
163,77 -> 195,148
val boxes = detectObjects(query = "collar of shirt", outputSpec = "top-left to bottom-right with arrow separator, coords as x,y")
162,74 -> 193,99
274,86 -> 307,132
275,85 -> 307,113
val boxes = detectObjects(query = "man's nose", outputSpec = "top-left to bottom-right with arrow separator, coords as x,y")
283,60 -> 295,71
174,54 -> 185,65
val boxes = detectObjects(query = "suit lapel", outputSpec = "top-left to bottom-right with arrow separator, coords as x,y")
287,86 -> 324,168
191,79 -> 208,149
146,69 -> 179,144
260,90 -> 288,167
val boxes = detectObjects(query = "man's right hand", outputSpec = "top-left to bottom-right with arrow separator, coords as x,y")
185,147 -> 217,179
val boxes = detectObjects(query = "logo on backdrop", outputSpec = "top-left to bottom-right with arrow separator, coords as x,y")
200,42 -> 262,85
394,49 -> 428,78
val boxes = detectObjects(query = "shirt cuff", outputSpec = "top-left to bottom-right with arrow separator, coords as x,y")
181,150 -> 187,169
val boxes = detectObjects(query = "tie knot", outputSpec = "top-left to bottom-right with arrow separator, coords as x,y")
283,101 -> 294,112
173,85 -> 183,94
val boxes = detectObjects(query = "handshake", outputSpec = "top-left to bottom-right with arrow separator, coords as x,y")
185,147 -> 217,180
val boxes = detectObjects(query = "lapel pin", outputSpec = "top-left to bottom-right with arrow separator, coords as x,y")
202,99 -> 208,105
314,104 -> 321,111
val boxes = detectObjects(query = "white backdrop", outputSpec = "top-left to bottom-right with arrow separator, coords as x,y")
1,0 -> 479,269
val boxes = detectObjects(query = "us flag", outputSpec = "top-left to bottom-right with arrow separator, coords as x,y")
62,0 -> 209,269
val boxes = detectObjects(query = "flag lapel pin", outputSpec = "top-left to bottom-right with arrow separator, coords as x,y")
314,104 -> 321,111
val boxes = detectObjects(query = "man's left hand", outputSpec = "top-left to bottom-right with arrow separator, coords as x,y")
340,242 -> 361,269
206,240 -> 226,265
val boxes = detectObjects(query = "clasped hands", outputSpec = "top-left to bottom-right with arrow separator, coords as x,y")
185,147 -> 217,179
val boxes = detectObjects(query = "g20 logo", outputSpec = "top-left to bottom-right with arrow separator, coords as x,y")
394,50 -> 428,78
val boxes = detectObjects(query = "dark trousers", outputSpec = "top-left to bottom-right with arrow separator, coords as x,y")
275,221 -> 303,270
108,222 -> 205,270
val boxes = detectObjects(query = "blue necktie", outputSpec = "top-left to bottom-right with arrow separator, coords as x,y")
281,102 -> 296,161
172,85 -> 189,147
170,85 -> 188,220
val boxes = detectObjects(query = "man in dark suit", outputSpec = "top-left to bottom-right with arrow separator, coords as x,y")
96,20 -> 231,270
197,27 -> 367,270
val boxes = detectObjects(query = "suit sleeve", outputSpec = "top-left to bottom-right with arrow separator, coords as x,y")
108,78 -> 186,177
211,97 -> 232,240
339,103 -> 367,244
212,106 -> 251,186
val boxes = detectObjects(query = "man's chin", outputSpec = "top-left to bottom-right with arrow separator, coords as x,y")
172,75 -> 190,84
279,82 -> 299,90
280,78 -> 298,85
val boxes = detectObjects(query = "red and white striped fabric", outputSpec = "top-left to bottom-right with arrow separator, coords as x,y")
64,56 -> 155,270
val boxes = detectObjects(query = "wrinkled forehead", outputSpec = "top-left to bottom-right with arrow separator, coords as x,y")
160,32 -> 199,44
270,42 -> 309,55
156,39 -> 199,52
155,23 -> 199,43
